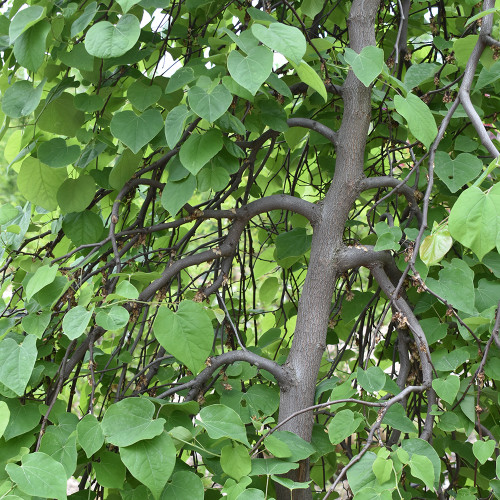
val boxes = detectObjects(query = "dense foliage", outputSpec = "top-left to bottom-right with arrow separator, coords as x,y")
0,0 -> 499,498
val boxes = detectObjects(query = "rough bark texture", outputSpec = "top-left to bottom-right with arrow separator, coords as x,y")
275,2 -> 381,499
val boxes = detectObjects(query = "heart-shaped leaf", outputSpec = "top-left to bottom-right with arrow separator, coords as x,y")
344,45 -> 384,87
420,225 -> 453,266
434,151 -> 483,192
328,410 -> 363,445
57,175 -> 96,214
161,174 -> 196,216
2,79 -> 45,118
38,138 -> 81,168
111,109 -> 164,153
227,47 -> 273,96
179,129 -> 223,175
85,14 -> 140,59
188,84 -> 232,123
127,80 -> 162,111
449,184 -> 500,260
251,22 -> 306,64
473,439 -> 495,465
432,374 -> 460,404
0,335 -> 37,396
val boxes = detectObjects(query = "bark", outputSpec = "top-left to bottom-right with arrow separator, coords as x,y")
275,2 -> 381,499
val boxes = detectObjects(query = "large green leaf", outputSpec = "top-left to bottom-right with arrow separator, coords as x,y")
328,409 -> 363,445
95,305 -> 130,331
120,432 -> 176,499
161,471 -> 204,500
275,228 -> 312,267
109,149 -> 142,190
197,405 -> 250,446
401,438 -> 440,487
77,414 -> 104,458
94,450 -> 125,489
0,335 -> 37,396
419,225 -> 453,266
221,443 -> 251,480
13,21 -> 51,72
38,138 -> 81,168
394,92 -> 437,148
344,46 -> 384,87
63,306 -> 93,340
448,184 -> 500,260
6,452 -> 67,500
2,79 -> 45,118
164,104 -> 191,149
294,60 -> 327,101
85,14 -> 141,58
179,129 -> 223,175
382,404 -> 417,434
188,84 -> 232,123
37,93 -> 85,136
434,151 -> 483,193
26,264 -> 58,301
472,439 -> 495,465
161,174 -> 196,216
17,157 -> 67,211
39,426 -> 77,478
357,366 -> 386,393
9,5 -> 45,43
111,109 -> 164,154
127,81 -> 162,111
227,47 -> 273,96
251,22 -> 306,64
101,398 -> 165,447
57,175 -> 96,214
153,301 -> 213,374
409,455 -> 434,490
62,211 -> 104,247
432,374 -> 460,405
0,401 -> 9,439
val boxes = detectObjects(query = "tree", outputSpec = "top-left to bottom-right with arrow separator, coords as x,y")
0,0 -> 499,498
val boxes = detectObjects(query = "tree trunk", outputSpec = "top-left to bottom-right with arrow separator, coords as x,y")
275,2 -> 381,499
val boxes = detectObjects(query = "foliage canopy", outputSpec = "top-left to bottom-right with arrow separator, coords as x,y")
0,0 -> 500,499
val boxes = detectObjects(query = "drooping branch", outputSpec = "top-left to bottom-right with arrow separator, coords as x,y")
287,118 -> 337,146
458,0 -> 500,158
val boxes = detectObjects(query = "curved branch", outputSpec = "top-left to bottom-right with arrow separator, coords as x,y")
458,0 -> 500,158
287,117 -> 337,145
155,350 -> 290,400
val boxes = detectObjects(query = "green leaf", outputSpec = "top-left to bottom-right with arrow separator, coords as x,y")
357,366 -> 386,393
234,489 -> 265,500
120,432 -> 176,499
264,434 -> 291,457
3,400 -> 40,440
472,439 -> 495,465
197,163 -> 229,192
39,427 -> 77,478
6,452 -> 67,500
161,174 -> 196,216
301,0 -> 323,19
9,5 -> 45,43
259,277 -> 279,304
409,454 -> 435,490
85,14 -> 141,59
77,414 -> 104,458
434,152 -> 483,193
188,84 -> 232,123
161,471 -> 204,500
426,259 -> 475,314
403,62 -> 439,90
0,204 -> 20,225
57,175 -> 96,214
37,93 -> 85,137
127,81 -> 162,111
432,374 -> 460,405
432,348 -> 470,372
101,398 -> 165,447
344,46 -> 384,87
382,404 -> 417,434
26,265 -> 58,301
117,0 -> 142,13
328,409 -> 363,445
346,452 -> 377,494
21,311 -> 51,339
250,459 -> 299,476
251,22 -> 306,65
179,129 -> 223,175
74,93 -> 104,113
115,281 -> 139,300
62,211 -> 104,247
71,2 -> 97,37
17,157 -> 67,211
0,401 -> 10,439
221,443 -> 251,480
109,149 -> 142,190
166,67 -> 195,94
227,47 -> 273,96
95,305 -> 130,331
13,21 -> 51,72
197,405 -> 250,446
0,335 -> 37,396
2,79 -> 45,118
448,184 -> 500,260
38,139 -> 81,168
165,104 -> 191,149
419,225 -> 453,266
269,431 -> 316,462
153,301 -> 213,374
94,450 -> 125,489
63,306 -> 93,340
294,60 -> 327,101
111,109 -> 164,154
372,455 -> 393,484
270,475 -> 311,490
401,438 -> 440,487
394,92 -> 437,148
275,228 -> 312,267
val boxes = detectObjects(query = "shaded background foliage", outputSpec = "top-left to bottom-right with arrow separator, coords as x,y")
0,0 -> 499,499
